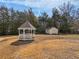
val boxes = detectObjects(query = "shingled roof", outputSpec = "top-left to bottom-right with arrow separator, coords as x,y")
18,21 -> 36,30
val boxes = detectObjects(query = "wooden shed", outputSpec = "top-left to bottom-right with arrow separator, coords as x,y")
18,21 -> 36,40
46,27 -> 58,35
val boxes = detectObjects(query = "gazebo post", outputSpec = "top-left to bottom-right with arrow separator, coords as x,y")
33,30 -> 35,37
32,30 -> 33,36
23,29 -> 25,40
18,29 -> 20,40
31,28 -> 32,39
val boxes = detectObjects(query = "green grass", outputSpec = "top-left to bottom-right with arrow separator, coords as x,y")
62,34 -> 79,39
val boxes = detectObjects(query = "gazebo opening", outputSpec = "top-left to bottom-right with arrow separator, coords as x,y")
25,30 -> 30,34
20,30 -> 23,34
18,21 -> 36,40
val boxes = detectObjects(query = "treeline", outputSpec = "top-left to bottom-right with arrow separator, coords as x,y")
0,2 -> 79,35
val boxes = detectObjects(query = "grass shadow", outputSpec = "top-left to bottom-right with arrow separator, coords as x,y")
11,40 -> 34,46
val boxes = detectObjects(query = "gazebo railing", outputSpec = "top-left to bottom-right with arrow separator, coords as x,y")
24,33 -> 32,39
19,33 -> 33,40
19,34 -> 23,40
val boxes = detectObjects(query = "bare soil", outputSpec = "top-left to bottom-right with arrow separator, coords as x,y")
0,35 -> 79,59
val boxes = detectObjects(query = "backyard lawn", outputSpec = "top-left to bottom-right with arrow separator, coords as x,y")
0,35 -> 79,59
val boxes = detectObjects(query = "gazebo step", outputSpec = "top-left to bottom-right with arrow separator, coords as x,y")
19,37 -> 33,40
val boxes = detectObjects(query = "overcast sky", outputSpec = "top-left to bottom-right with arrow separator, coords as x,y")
0,0 -> 79,16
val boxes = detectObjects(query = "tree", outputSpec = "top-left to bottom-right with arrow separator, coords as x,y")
38,12 -> 48,33
0,6 -> 10,35
26,8 -> 38,27
46,17 -> 53,28
52,8 -> 60,28
59,13 -> 71,33
59,2 -> 75,33
39,12 -> 48,25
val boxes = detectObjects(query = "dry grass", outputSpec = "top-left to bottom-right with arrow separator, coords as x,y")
0,35 -> 79,59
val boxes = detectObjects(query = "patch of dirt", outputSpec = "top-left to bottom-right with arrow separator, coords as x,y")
0,35 -> 79,59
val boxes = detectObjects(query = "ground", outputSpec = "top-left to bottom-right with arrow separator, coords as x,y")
0,35 -> 79,59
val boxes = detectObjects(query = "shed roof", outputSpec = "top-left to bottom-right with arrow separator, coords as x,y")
18,21 -> 36,30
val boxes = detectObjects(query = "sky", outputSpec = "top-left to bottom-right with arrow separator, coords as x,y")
0,0 -> 79,16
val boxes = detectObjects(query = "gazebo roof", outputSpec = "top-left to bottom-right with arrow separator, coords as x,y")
18,21 -> 36,30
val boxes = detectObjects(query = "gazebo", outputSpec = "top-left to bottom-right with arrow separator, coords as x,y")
18,21 -> 36,40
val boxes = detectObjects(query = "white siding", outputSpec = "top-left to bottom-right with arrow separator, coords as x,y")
46,27 -> 58,34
